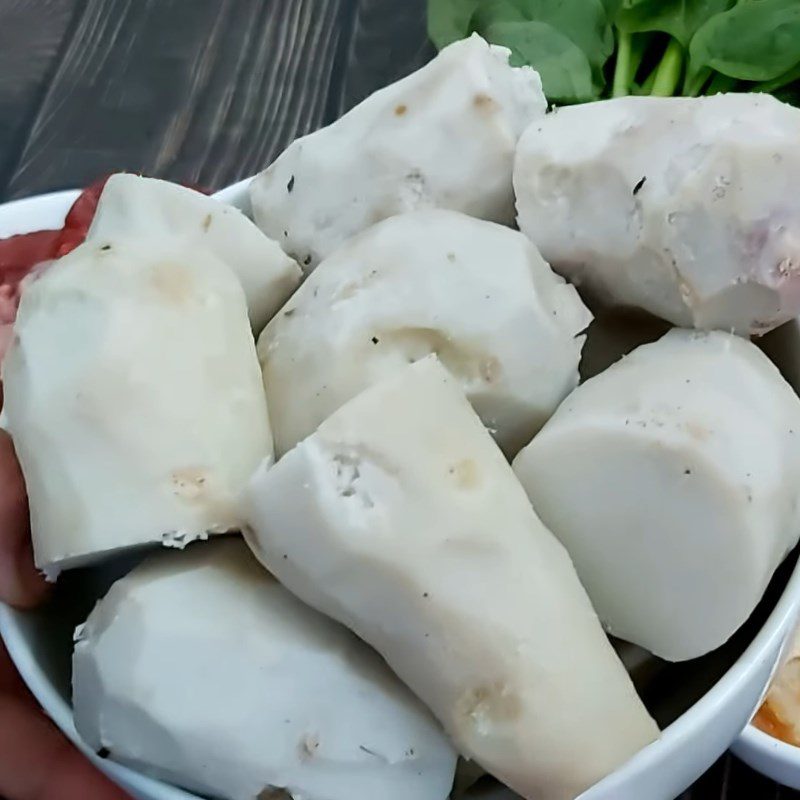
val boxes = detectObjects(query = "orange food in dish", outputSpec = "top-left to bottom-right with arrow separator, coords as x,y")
753,638 -> 800,746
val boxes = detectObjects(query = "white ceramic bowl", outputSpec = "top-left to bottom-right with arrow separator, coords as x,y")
733,725 -> 800,790
2,179 -> 800,800
729,322 -> 800,791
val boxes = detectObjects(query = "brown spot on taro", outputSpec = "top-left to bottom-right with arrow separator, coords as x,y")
335,281 -> 360,301
677,279 -> 696,307
171,468 -> 209,501
473,93 -> 496,110
480,357 -> 502,384
298,733 -> 320,761
394,104 -> 407,116
334,270 -> 380,301
684,421 -> 711,442
449,459 -> 479,489
201,213 -> 213,232
455,682 -> 521,732
150,262 -> 194,305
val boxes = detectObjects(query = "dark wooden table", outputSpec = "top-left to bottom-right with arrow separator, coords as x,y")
0,1 -> 795,798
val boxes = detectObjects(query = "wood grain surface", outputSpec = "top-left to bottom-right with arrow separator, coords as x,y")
0,1 -> 797,798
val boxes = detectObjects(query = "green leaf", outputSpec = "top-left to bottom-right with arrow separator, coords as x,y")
599,0 -> 624,20
616,0 -> 734,47
471,0 -> 528,30
515,0 -> 614,72
688,0 -> 800,84
471,0 -> 614,93
753,61 -> 800,94
427,0 -> 480,49
483,19 -> 598,102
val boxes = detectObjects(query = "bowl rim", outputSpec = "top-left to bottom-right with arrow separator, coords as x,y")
736,721 -> 800,761
582,551 -> 800,796
2,177 -> 800,800
732,702 -> 800,786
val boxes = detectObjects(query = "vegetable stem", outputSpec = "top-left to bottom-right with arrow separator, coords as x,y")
638,67 -> 657,95
684,67 -> 712,97
706,73 -> 737,96
651,38 -> 683,97
612,30 -> 633,97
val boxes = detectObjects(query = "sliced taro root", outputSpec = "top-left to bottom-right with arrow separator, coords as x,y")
514,329 -> 800,661
244,356 -> 658,800
3,237 -> 271,578
89,174 -> 301,331
73,539 -> 457,800
250,35 -> 545,270
258,209 -> 591,457
514,94 -> 800,336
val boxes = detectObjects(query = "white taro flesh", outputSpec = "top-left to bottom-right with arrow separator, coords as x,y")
258,208 -> 592,457
250,34 -> 546,270
514,329 -> 800,661
73,539 -> 458,800
244,356 -> 659,800
514,94 -> 800,335
2,237 -> 272,578
88,173 -> 301,331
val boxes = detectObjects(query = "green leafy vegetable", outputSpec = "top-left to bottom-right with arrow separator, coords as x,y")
427,0 -> 481,49
754,62 -> 800,94
515,1 -> 614,72
612,29 -> 653,95
484,20 -> 597,101
612,30 -> 634,96
471,0 -> 527,28
616,0 -> 733,47
426,0 -> 800,107
688,0 -> 800,85
473,0 -> 613,96
598,0 -> 624,19
650,38 -> 684,96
